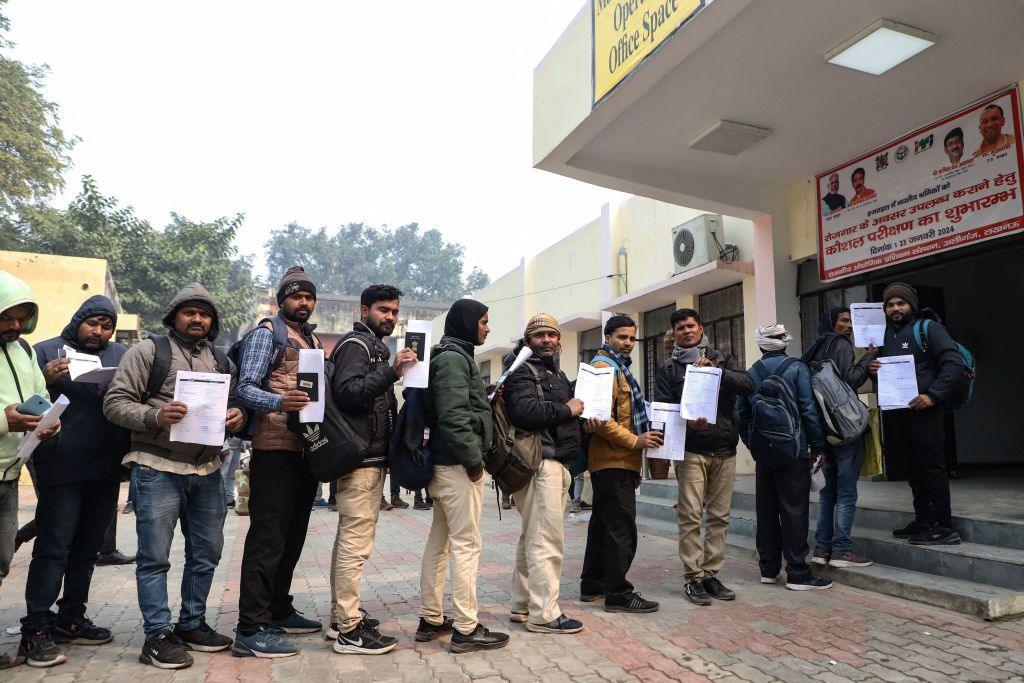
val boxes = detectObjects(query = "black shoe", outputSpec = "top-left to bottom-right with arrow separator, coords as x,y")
785,575 -> 833,591
683,580 -> 712,606
333,620 -> 397,655
578,500 -> 592,510
892,521 -> 930,538
810,547 -> 830,566
325,609 -> 380,640
96,550 -> 135,566
414,498 -> 431,510
140,629 -> 194,669
226,500 -> 235,509
525,614 -> 583,634
328,501 -> 338,512
54,616 -> 113,645
449,624 -> 509,653
702,576 -> 736,601
122,501 -> 134,515
18,630 -> 67,668
174,622 -> 233,652
604,592 -> 659,613
390,495 -> 409,509
415,617 -> 454,642
909,525 -> 961,545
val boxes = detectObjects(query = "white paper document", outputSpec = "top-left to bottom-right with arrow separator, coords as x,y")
877,355 -> 919,410
850,303 -> 886,348
488,347 -> 533,401
298,348 -> 325,424
643,402 -> 687,461
680,365 -> 722,424
169,371 -> 230,446
574,362 -> 614,421
17,394 -> 69,461
401,320 -> 432,389
64,346 -> 117,383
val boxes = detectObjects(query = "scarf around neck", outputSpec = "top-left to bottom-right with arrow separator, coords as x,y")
599,343 -> 650,436
671,334 -> 710,365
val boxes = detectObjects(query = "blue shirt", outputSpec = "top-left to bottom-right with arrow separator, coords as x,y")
236,327 -> 283,414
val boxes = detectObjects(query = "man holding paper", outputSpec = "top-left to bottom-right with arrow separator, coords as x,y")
653,308 -> 753,607
104,283 -> 244,668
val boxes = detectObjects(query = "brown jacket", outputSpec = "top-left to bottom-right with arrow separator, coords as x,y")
251,319 -> 321,452
587,351 -> 642,474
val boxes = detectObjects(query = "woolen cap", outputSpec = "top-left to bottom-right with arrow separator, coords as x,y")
882,282 -> 918,311
277,266 -> 317,305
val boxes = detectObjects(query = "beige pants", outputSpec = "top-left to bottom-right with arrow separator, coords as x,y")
330,467 -> 385,630
511,460 -> 571,624
419,465 -> 484,635
675,453 -> 736,581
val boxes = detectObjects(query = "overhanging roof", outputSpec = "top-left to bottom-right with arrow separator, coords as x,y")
477,338 -> 517,357
602,260 -> 753,313
558,312 -> 603,333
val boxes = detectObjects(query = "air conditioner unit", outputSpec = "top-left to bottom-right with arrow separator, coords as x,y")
672,214 -> 723,275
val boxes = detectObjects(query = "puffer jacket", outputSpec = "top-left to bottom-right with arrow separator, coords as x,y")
881,309 -> 965,402
503,355 -> 581,463
587,349 -> 642,474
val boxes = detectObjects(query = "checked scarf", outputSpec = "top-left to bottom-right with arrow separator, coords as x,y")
596,344 -> 650,436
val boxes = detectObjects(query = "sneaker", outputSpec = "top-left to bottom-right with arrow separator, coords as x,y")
96,550 -> 135,566
509,611 -> 528,624
390,495 -> 409,509
579,500 -> 592,511
328,502 -> 338,512
231,626 -> 299,658
54,616 -> 113,645
0,651 -> 25,669
604,592 -> 659,614
909,525 -> 961,545
271,610 -> 322,634
525,615 -> 583,634
569,499 -> 582,514
450,624 -> 509,653
414,617 -> 454,642
333,620 -> 397,655
829,550 -> 874,568
579,592 -> 604,602
760,573 -> 781,584
501,495 -> 512,510
139,629 -> 193,669
121,501 -> 134,514
892,521 -> 929,538
810,547 -> 830,566
413,498 -> 431,511
313,498 -> 328,508
18,630 -> 67,668
380,496 -> 393,511
702,576 -> 736,601
683,580 -> 712,606
785,575 -> 833,591
173,622 -> 232,652
325,609 -> 380,639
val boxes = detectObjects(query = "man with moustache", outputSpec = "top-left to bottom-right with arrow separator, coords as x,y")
233,266 -> 324,658
972,104 -> 1016,158
848,167 -> 877,206
326,284 -> 417,654
944,127 -> 965,165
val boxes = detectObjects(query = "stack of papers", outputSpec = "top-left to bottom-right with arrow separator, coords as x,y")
877,355 -> 919,410
850,303 -> 886,348
680,365 -> 722,424
643,402 -> 686,461
574,363 -> 614,420
64,346 -> 117,383
169,372 -> 230,446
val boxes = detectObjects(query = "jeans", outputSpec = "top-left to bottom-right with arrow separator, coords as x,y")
755,458 -> 812,582
815,439 -> 863,553
220,443 -> 243,505
132,465 -> 226,638
22,480 -> 119,631
580,468 -> 638,600
0,481 -> 17,588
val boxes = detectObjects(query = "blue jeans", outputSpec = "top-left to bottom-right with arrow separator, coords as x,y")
132,464 -> 226,638
220,443 -> 243,505
815,439 -> 863,553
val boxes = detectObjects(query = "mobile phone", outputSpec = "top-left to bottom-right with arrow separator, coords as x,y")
17,394 -> 52,416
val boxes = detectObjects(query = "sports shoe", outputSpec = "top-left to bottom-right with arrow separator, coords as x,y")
173,622 -> 232,652
18,630 -> 67,668
702,576 -> 736,601
325,609 -> 380,640
413,498 -> 431,510
271,610 -> 321,634
380,496 -> 393,511
226,500 -> 235,509
96,550 -> 135,566
121,501 -> 134,514
892,521 -> 929,538
139,629 -> 193,669
232,626 -> 299,658
328,502 -> 338,512
579,500 -> 592,510
500,495 -> 512,510
54,616 -> 113,645
449,624 -> 509,653
683,580 -> 712,606
313,497 -> 328,508
509,611 -> 528,624
785,575 -> 833,591
579,592 -> 604,602
909,525 -> 961,545
414,617 -> 454,642
390,495 -> 409,509
829,550 -> 874,567
525,614 -> 583,634
333,620 -> 397,655
760,573 -> 781,584
604,592 -> 659,614
811,547 -> 830,566
569,499 -> 582,514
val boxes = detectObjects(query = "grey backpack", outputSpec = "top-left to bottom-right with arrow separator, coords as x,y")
809,359 -> 869,446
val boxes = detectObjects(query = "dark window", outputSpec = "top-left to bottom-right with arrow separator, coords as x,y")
642,304 -> 675,393
699,284 -> 745,367
579,326 -> 603,365
479,359 -> 492,387
798,284 -> 867,356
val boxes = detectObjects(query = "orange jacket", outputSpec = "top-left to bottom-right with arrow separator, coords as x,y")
587,351 -> 642,474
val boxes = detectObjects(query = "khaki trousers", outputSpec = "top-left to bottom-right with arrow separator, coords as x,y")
330,466 -> 385,630
511,459 -> 571,624
675,453 -> 736,582
419,465 -> 484,635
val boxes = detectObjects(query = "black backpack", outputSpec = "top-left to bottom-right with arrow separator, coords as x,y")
142,335 -> 231,403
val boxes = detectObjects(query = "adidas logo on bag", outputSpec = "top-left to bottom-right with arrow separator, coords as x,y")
303,423 -> 328,451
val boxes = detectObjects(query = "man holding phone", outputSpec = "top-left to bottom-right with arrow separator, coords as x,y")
0,271 -> 59,669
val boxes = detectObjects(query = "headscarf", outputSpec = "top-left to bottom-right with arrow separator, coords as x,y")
671,334 -> 710,366
523,313 -> 560,341
755,323 -> 792,352
800,307 -> 848,363
883,282 -> 918,312
444,298 -> 489,346
599,343 -> 651,436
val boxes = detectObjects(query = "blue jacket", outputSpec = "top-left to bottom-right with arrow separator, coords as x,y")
736,351 -> 826,456
33,296 -> 131,487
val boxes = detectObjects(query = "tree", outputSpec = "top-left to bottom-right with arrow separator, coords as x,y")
264,222 -> 490,301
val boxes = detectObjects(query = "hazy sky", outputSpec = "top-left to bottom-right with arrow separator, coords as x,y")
6,1 -> 627,282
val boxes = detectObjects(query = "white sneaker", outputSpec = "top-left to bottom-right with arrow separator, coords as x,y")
760,573 -> 780,584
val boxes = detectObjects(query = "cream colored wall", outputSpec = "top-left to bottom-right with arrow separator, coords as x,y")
475,261 -> 525,348
523,216 -> 606,321
786,178 -> 818,262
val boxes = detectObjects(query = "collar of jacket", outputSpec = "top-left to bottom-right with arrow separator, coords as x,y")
279,314 -> 317,335
761,349 -> 788,359
439,335 -> 475,357
352,320 -> 380,339
169,329 -> 211,353
528,353 -> 557,372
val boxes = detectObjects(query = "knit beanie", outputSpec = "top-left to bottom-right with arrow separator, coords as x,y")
277,266 -> 317,305
882,282 -> 918,312
523,313 -> 560,342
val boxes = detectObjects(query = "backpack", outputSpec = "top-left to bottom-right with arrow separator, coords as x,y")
746,357 -> 804,465
486,363 -> 545,495
912,319 -> 976,410
142,335 -> 231,403
807,338 -> 870,446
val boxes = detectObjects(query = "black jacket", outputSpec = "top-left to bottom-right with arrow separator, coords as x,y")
503,355 -> 581,463
807,334 -> 872,390
330,322 -> 398,465
880,309 -> 965,403
653,348 -> 754,457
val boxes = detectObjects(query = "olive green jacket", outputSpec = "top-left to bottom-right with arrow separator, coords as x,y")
425,335 -> 492,478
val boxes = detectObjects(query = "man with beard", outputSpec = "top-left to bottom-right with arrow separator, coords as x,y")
20,296 -> 131,666
233,266 -> 324,657
326,284 -> 417,654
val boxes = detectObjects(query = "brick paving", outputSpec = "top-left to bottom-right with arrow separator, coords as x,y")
2,481 -> 1023,682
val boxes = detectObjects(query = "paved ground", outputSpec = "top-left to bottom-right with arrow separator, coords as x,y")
2,481 -> 1023,682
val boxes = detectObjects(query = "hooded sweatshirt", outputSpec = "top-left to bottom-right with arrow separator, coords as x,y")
33,295 -> 131,486
0,271 -> 48,481
103,283 -> 238,472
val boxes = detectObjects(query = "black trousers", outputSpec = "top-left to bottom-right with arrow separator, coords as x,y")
21,480 -> 119,630
882,405 -> 951,528
580,468 -> 638,600
755,459 -> 812,582
237,450 -> 317,631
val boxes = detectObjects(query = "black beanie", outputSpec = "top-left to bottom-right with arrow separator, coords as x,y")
277,266 -> 317,305
883,282 -> 918,312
